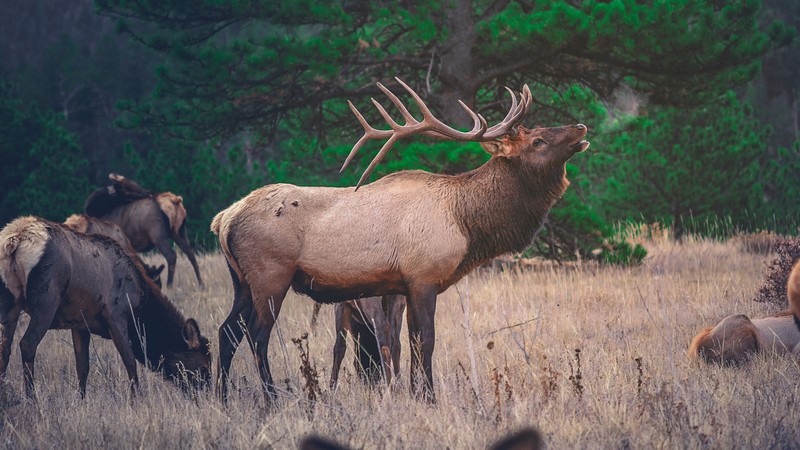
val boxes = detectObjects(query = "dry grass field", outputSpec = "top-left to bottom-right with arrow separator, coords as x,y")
1,233 -> 799,449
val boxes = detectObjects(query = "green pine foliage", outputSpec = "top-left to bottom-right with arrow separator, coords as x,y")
763,142 -> 800,231
594,91 -> 769,240
95,0 -> 790,142
123,138 -> 264,248
0,81 -> 91,225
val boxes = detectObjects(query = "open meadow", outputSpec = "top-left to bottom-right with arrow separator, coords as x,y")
1,233 -> 799,449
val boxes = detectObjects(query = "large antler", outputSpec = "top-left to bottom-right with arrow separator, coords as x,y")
341,77 -> 532,189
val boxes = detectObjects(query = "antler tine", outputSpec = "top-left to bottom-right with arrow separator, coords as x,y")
354,135 -> 400,189
483,85 -> 531,139
340,101 -> 392,172
423,101 -> 488,140
376,82 -> 420,126
394,77 -> 487,140
371,97 -> 405,132
344,78 -> 529,189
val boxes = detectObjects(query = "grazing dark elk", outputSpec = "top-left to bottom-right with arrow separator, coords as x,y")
689,259 -> 800,364
64,213 -> 166,286
300,427 -> 542,450
212,78 -> 589,402
85,174 -> 204,288
0,216 -> 211,398
330,295 -> 406,389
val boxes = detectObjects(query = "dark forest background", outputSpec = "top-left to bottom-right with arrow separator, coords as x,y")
1,0 -> 799,260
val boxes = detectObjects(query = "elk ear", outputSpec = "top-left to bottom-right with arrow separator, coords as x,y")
182,319 -> 202,350
148,264 -> 165,277
480,137 -> 522,158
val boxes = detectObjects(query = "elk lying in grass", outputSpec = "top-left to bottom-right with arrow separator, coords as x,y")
85,174 -> 204,288
330,295 -> 406,389
64,213 -> 166,286
0,216 -> 211,398
212,78 -> 589,402
790,259 -> 800,330
689,260 -> 800,364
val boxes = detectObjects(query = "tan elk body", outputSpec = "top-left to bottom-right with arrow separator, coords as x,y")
86,175 -> 204,288
64,213 -> 166,285
212,79 -> 589,401
689,260 -> 800,364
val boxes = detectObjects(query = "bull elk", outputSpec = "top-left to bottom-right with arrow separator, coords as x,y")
85,174 -> 204,288
0,217 -> 212,398
212,78 -> 589,402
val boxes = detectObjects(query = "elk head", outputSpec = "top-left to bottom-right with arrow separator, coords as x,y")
341,77 -> 589,188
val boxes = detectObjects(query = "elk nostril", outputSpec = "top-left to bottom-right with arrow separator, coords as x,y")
575,124 -> 586,130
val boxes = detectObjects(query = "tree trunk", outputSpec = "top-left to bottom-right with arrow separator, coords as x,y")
433,0 -> 478,128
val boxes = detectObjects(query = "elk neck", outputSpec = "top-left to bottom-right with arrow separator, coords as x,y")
446,156 -> 569,280
127,276 -> 190,367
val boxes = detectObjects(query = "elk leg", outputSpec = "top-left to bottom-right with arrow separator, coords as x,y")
19,285 -> 62,399
368,299 -> 395,385
0,305 -> 21,381
172,226 -> 204,289
405,286 -> 437,402
386,295 -> 406,379
153,237 -> 178,287
217,262 -> 254,401
310,303 -> 322,331
107,319 -> 139,397
355,299 -> 391,385
247,305 -> 283,403
71,329 -> 91,398
244,265 -> 293,403
330,303 -> 352,389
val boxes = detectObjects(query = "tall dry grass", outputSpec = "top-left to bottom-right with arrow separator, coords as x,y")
1,235 -> 798,449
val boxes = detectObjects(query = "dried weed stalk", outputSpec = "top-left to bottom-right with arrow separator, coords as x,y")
634,357 -> 643,399
291,333 -> 321,414
539,355 -> 560,403
568,348 -> 583,400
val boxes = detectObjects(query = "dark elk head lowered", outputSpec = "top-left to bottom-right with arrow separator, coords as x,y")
341,77 -> 589,189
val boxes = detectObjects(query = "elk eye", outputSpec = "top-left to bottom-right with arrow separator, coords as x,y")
533,138 -> 546,146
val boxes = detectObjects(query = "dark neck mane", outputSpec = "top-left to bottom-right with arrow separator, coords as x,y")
447,157 -> 568,282
127,272 -> 188,369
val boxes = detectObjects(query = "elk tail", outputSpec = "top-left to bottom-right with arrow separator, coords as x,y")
156,192 -> 187,235
788,260 -> 800,332
0,216 -> 50,299
211,208 -> 245,282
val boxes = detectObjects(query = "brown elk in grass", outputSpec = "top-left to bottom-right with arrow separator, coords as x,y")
0,216 -> 211,399
689,260 -> 800,364
212,78 -> 589,402
330,295 -> 406,389
64,213 -> 166,286
85,174 -> 204,288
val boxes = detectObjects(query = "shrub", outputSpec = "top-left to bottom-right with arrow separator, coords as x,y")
753,236 -> 800,306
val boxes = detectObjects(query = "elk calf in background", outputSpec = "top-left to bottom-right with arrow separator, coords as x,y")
213,78 -> 590,402
689,260 -> 800,364
64,213 -> 165,286
85,174 -> 204,288
0,217 -> 211,398
330,295 -> 405,389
